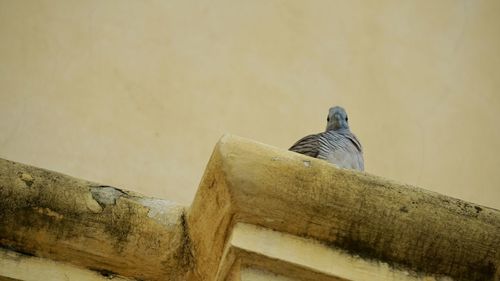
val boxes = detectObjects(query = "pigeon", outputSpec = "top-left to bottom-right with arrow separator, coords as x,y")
289,106 -> 364,171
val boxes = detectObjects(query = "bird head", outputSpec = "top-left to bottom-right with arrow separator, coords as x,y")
326,106 -> 349,131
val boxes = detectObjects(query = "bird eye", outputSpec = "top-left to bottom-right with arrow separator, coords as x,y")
327,116 -> 330,122
345,116 -> 348,122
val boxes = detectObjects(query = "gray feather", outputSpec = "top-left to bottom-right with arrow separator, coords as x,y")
289,107 -> 364,171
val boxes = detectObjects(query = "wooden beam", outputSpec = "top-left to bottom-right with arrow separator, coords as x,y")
1,135 -> 499,281
0,158 -> 190,281
188,135 -> 500,281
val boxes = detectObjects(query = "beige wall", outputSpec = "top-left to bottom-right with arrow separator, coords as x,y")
1,0 -> 499,208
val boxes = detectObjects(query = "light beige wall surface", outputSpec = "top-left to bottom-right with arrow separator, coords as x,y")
1,0 -> 499,208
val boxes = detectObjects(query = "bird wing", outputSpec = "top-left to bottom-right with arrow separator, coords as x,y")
289,133 -> 321,157
344,132 -> 363,153
318,131 -> 364,171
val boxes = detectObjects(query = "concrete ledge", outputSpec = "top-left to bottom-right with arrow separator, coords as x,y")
1,135 -> 499,281
219,223 -> 447,281
187,135 -> 500,281
0,158 -> 190,281
0,248 -> 134,281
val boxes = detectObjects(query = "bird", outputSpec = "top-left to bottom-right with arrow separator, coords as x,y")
289,106 -> 364,171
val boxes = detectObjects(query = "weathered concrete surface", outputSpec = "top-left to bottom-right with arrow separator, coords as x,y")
188,135 -> 500,281
2,135 -> 500,281
0,247 -> 134,281
220,223 -> 461,281
0,158 -> 190,281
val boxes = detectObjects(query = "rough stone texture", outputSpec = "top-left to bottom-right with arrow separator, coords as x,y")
1,135 -> 500,281
0,248 -> 134,281
188,135 -> 500,281
0,158 -> 190,281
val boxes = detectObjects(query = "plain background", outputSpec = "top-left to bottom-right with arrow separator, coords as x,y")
1,0 -> 499,208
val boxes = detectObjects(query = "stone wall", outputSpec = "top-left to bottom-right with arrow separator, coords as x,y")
1,1 -> 500,209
